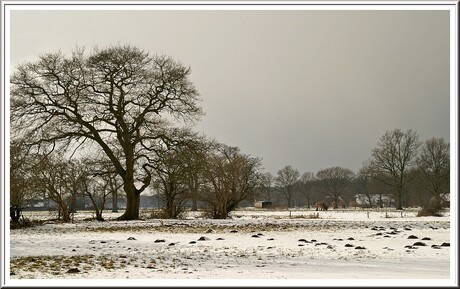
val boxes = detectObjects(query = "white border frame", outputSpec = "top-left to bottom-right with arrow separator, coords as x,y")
1,1 -> 458,287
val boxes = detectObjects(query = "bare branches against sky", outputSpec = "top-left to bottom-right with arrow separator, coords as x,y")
7,3 -> 453,174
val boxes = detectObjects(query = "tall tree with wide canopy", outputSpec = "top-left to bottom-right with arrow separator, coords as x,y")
369,129 -> 421,210
10,45 -> 202,220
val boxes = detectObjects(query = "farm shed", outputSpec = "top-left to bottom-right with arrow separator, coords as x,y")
255,201 -> 272,208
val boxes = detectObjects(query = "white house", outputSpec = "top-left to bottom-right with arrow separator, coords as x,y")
354,194 -> 395,208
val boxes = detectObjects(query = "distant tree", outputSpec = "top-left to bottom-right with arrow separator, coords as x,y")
260,172 -> 275,202
275,165 -> 300,208
316,166 -> 354,209
153,148 -> 191,218
108,173 -> 123,213
182,137 -> 214,212
152,136 -> 213,217
10,140 -> 36,221
355,161 -> 376,208
10,45 -> 203,220
416,138 -> 450,209
202,145 -> 262,219
77,158 -> 120,221
370,129 -> 421,210
301,172 -> 315,208
32,154 -> 75,222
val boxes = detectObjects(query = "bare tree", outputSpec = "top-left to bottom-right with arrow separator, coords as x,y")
370,129 -> 421,210
10,140 -> 36,221
355,161 -> 376,208
152,136 -> 213,217
316,166 -> 354,209
182,137 -> 213,212
202,145 -> 262,219
32,154 -> 75,222
416,138 -> 450,209
153,147 -> 192,218
259,172 -> 274,202
275,165 -> 300,208
301,172 -> 315,208
10,45 -> 202,220
108,173 -> 122,213
76,158 -> 120,221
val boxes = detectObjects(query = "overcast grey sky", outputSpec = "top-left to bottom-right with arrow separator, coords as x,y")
9,6 -> 451,175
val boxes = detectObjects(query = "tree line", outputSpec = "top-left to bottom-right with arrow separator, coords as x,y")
257,130 -> 449,212
9,45 -> 450,221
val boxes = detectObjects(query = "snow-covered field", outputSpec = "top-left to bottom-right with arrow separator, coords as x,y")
6,208 -> 456,287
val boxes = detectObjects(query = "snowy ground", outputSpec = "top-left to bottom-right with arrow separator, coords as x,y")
6,208 -> 456,287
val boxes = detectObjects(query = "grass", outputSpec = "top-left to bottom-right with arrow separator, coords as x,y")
10,254 -> 134,276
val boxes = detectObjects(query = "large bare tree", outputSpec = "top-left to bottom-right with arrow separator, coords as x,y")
275,165 -> 300,208
10,45 -> 202,220
316,166 -> 354,209
416,138 -> 450,209
370,129 -> 421,210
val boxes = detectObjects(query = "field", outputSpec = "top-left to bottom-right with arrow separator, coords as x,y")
7,207 -> 454,287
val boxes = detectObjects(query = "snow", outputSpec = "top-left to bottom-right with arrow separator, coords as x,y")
6,208 -> 456,287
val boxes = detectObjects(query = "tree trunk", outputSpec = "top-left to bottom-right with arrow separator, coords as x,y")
95,208 -> 104,221
366,194 -> 373,208
10,206 -> 21,222
429,195 -> 442,210
287,187 -> 292,208
395,188 -> 403,210
395,174 -> 405,210
333,195 -> 339,209
118,173 -> 141,220
87,193 -> 105,221
118,150 -> 141,220
60,204 -> 71,222
190,176 -> 198,211
112,190 -> 118,213
191,197 -> 198,211
119,190 -> 140,220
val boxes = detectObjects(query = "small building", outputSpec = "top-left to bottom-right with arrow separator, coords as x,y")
255,201 -> 272,209
354,194 -> 395,208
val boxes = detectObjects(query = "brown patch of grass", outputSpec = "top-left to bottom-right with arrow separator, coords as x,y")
10,254 -> 138,276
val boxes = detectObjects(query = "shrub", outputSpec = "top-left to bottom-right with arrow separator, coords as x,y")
10,218 -> 42,229
417,207 -> 443,217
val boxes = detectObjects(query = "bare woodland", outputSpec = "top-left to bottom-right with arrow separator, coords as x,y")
10,45 -> 450,222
